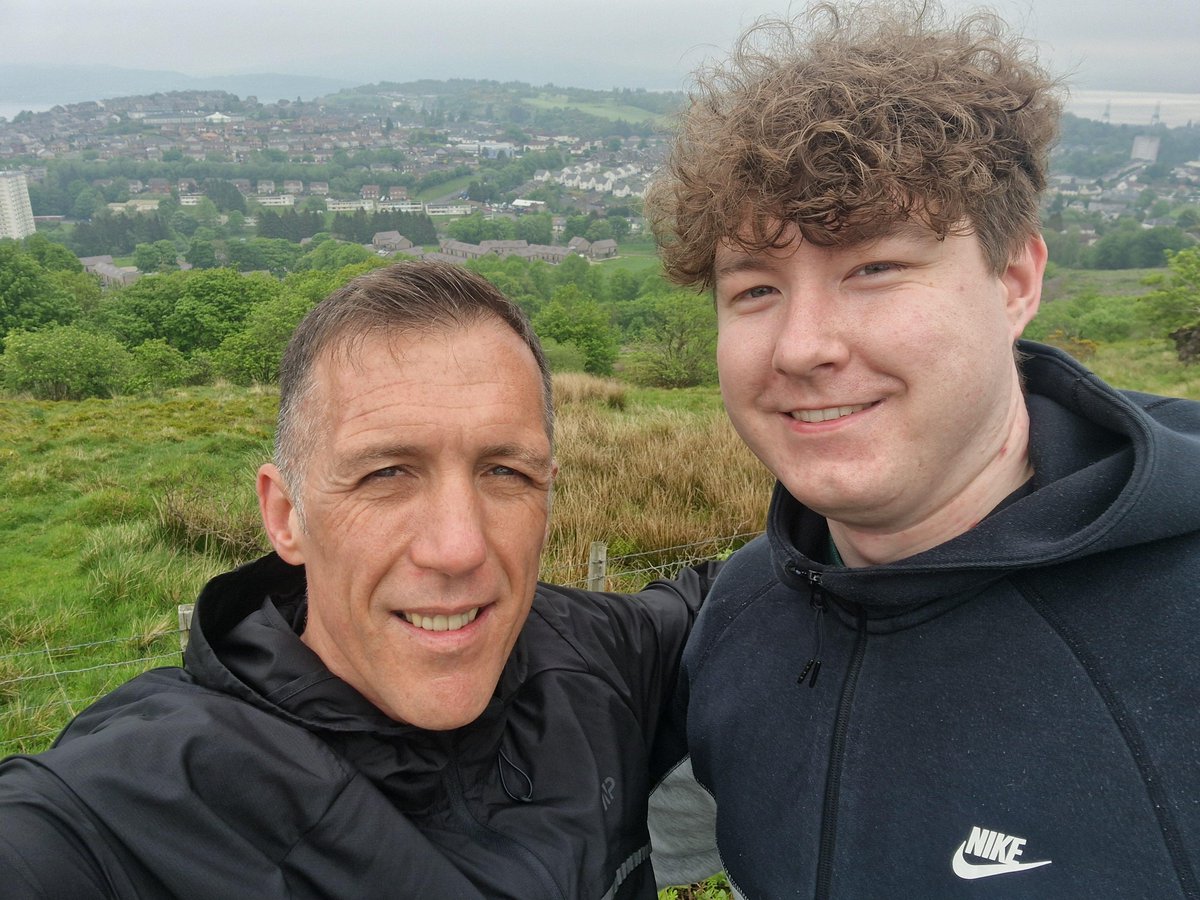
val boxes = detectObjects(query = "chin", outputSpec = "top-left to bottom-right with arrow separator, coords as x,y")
399,695 -> 492,731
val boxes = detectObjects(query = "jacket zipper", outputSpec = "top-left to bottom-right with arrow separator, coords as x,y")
444,753 -> 567,900
798,576 -> 827,687
814,603 -> 868,900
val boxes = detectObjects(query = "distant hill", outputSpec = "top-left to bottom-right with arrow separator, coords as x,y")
0,65 -> 355,112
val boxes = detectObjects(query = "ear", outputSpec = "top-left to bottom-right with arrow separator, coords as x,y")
257,463 -> 306,565
1000,234 -> 1047,340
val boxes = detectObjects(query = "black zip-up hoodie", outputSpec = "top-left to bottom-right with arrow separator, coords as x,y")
683,342 -> 1200,899
0,556 -> 716,898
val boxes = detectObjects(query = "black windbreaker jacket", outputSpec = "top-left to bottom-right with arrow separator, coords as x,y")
0,554 -> 716,898
683,342 -> 1200,898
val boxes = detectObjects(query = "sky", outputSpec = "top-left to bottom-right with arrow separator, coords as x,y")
4,0 -> 1198,95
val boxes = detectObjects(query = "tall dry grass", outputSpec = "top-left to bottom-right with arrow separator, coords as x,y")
144,373 -> 772,589
543,375 -> 773,588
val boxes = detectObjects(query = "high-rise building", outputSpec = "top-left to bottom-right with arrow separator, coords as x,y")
0,171 -> 36,240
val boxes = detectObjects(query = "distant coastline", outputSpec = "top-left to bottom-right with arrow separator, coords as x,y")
1068,89 -> 1200,127
2,88 -> 1199,131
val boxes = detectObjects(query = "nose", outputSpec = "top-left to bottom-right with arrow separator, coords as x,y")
769,288 -> 850,377
408,477 -> 489,577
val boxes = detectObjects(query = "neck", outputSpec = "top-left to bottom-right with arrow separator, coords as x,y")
830,403 -> 1034,568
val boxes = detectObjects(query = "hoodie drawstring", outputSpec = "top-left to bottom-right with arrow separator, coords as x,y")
498,748 -> 533,802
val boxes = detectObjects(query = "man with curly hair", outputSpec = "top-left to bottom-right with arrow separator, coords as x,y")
647,2 -> 1200,895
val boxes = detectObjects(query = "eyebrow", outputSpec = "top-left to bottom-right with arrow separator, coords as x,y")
340,442 -> 553,475
714,222 -> 942,279
713,250 -> 789,281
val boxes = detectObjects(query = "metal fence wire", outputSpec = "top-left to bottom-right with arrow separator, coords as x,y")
0,533 -> 760,754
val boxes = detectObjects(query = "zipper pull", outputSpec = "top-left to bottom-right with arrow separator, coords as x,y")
797,586 -> 825,688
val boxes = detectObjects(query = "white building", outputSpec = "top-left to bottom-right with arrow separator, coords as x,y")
0,171 -> 36,240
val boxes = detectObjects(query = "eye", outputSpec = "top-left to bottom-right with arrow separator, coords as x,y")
367,466 -> 405,480
488,464 -> 527,480
740,284 -> 777,300
853,261 -> 901,277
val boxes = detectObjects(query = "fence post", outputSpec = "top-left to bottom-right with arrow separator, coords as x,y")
587,541 -> 608,592
178,604 -> 194,655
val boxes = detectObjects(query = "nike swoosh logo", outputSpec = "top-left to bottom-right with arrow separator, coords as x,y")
952,842 -> 1052,880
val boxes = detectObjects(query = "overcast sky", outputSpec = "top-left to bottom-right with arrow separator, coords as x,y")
5,0 -> 1198,94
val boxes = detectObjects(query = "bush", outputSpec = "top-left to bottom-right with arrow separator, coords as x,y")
2,326 -> 132,400
623,292 -> 718,388
126,339 -> 194,393
211,293 -> 314,385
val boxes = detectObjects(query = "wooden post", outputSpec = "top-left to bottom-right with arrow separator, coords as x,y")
178,604 -> 194,655
588,541 -> 608,592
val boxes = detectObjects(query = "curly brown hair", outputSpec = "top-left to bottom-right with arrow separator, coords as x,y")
647,0 -> 1064,288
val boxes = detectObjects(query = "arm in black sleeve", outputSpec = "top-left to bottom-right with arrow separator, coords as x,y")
0,757 -> 115,898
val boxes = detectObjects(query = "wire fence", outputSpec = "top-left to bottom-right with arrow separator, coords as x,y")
0,532 -> 761,755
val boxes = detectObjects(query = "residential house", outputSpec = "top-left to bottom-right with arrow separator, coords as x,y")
588,239 -> 618,259
372,231 -> 414,253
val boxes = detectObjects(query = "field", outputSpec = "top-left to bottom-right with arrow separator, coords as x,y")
0,376 -> 773,759
2,263 -> 1197,898
4,332 -> 1198,753
524,93 -> 664,124
1041,266 -> 1161,303
597,236 -> 668,276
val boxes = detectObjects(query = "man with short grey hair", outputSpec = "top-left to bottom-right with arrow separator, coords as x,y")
0,261 -> 718,898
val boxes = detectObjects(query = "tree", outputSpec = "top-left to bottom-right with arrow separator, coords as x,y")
0,241 -> 79,333
515,213 -> 552,246
154,240 -> 180,270
1142,247 -> 1200,340
622,292 -> 718,387
163,269 -> 282,353
298,240 -> 375,272
203,179 -> 247,214
212,293 -> 315,384
186,238 -> 220,269
23,233 -> 82,272
534,285 -> 619,375
2,326 -> 132,400
132,243 -> 163,273
584,219 -> 614,242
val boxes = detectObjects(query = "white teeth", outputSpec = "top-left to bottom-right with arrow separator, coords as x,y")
791,403 -> 870,424
401,608 -> 479,632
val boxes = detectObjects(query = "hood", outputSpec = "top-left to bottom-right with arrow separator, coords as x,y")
768,341 -> 1200,609
184,553 -> 520,747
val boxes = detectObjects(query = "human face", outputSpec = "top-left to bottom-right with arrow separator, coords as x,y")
714,225 -> 1044,559
257,320 -> 555,730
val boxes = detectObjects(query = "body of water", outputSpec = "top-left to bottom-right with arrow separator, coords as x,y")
1067,90 -> 1200,128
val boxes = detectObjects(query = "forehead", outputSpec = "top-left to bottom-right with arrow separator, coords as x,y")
309,321 -> 547,447
715,220 -> 949,276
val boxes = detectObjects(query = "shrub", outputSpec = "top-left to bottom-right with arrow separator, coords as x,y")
211,293 -> 314,385
126,339 -> 193,393
2,326 -> 132,400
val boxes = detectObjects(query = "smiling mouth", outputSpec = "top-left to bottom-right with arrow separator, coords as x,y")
789,402 -> 873,423
400,609 -> 480,632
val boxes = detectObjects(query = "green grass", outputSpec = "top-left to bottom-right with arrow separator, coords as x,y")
596,238 -> 665,276
524,94 -> 663,124
1084,339 -> 1200,399
1041,266 -> 1159,302
414,175 -> 475,203
0,387 -> 276,755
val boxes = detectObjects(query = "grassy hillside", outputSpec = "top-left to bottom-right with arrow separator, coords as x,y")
525,93 -> 664,124
0,377 -> 771,758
